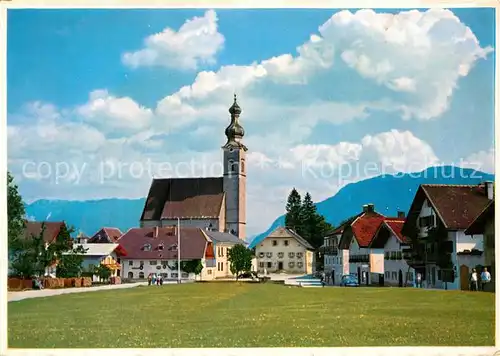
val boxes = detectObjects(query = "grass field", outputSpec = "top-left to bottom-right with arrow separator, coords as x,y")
8,283 -> 495,348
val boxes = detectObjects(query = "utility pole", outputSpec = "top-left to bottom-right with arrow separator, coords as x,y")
177,217 -> 181,284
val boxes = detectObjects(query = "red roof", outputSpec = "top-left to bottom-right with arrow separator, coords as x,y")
384,219 -> 406,243
350,212 -> 386,247
89,227 -> 123,243
23,221 -> 66,244
118,227 -> 210,260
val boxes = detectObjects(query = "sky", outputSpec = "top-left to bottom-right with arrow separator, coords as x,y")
6,8 -> 496,237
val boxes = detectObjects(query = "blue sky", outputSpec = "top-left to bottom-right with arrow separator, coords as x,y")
7,8 -> 496,235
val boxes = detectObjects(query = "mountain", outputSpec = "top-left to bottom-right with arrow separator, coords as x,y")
23,166 -> 493,241
248,166 -> 494,248
25,198 -> 146,237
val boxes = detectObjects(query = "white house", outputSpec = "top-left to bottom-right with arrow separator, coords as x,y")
68,243 -> 125,281
255,227 -> 315,274
369,216 -> 414,286
401,182 -> 492,290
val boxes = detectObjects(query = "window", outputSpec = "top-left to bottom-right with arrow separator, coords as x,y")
284,240 -> 289,246
172,273 -> 178,278
128,272 -> 133,279
385,271 -> 389,279
297,262 -> 303,268
140,261 -> 144,266
158,243 -> 164,251
182,272 -> 189,278
288,252 -> 295,258
128,261 -> 133,266
272,240 -> 278,246
228,160 -> 236,173
418,215 -> 435,228
241,160 -> 245,173
143,244 -> 152,251
266,252 -> 273,258
139,272 -> 145,279
278,252 -> 284,258
88,264 -> 95,271
289,262 -> 295,268
391,272 -> 397,280
207,269 -> 212,275
259,252 -> 265,258
296,252 -> 303,258
259,262 -> 265,268
150,260 -> 157,265
267,262 -> 272,268
161,273 -> 168,278
407,272 -> 414,281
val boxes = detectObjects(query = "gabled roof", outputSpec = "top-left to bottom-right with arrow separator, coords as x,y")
350,212 -> 386,248
402,184 -> 491,235
204,230 -> 245,245
264,226 -> 314,250
369,218 -> 407,248
23,221 -> 66,244
140,177 -> 224,221
117,227 -> 210,260
89,227 -> 123,243
465,200 -> 494,235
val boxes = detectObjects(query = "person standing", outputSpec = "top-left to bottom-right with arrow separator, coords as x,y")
480,267 -> 491,291
470,268 -> 478,291
416,273 -> 422,288
331,270 -> 335,285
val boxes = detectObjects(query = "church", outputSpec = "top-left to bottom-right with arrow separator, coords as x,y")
140,95 -> 248,241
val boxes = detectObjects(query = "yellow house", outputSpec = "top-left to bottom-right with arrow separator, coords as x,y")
255,227 -> 315,274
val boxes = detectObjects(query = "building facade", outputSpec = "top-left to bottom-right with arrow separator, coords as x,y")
402,183 -> 491,290
140,95 -> 247,241
255,227 -> 315,274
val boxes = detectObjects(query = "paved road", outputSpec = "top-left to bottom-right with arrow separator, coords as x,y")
8,282 -> 149,302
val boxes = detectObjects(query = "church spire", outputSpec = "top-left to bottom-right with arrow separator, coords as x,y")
223,94 -> 247,151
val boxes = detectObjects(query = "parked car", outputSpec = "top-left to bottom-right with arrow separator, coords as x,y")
340,274 -> 359,287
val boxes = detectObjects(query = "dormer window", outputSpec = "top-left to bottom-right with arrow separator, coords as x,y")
143,243 -> 152,251
158,243 -> 164,251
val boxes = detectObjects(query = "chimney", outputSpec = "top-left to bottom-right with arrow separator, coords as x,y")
362,204 -> 369,212
153,226 -> 159,239
397,211 -> 405,218
484,181 -> 494,200
366,204 -> 375,213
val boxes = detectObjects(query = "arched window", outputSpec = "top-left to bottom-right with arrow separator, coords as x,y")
128,272 -> 133,279
228,160 -> 236,173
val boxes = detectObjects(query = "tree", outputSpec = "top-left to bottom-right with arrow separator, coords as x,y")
298,192 -> 332,249
56,245 -> 88,278
94,264 -> 112,282
8,172 -> 26,256
227,244 -> 253,280
285,188 -> 303,234
181,259 -> 204,277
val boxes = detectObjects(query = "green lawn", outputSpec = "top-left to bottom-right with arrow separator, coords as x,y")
8,283 -> 495,348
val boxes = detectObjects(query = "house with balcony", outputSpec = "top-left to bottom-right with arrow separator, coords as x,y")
369,214 -> 414,287
255,227 -> 315,274
465,198 -> 495,292
401,182 -> 492,290
337,204 -> 387,286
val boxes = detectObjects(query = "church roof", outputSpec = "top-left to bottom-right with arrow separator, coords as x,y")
140,177 -> 225,221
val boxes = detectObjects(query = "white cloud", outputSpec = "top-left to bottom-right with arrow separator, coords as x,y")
459,148 -> 494,174
122,10 -> 225,70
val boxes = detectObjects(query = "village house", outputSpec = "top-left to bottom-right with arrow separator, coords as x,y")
322,225 -> 344,284
401,182 -> 491,290
140,95 -> 248,241
20,221 -> 69,277
88,227 -> 123,243
369,214 -> 414,287
465,198 -> 495,291
204,228 -> 248,278
255,227 -> 315,274
66,243 -> 127,282
117,226 -> 247,281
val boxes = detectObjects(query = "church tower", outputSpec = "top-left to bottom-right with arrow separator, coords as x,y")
222,94 -> 247,240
